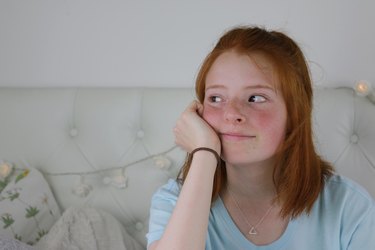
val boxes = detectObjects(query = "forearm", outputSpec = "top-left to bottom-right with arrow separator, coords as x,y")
151,151 -> 217,250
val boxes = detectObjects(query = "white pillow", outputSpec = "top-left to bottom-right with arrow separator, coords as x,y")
0,167 -> 61,245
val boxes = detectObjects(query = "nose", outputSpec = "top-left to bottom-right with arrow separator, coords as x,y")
224,100 -> 246,124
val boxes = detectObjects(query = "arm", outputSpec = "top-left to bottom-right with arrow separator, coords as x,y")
149,101 -> 221,250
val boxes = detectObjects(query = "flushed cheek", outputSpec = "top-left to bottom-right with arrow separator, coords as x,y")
255,111 -> 287,144
255,111 -> 280,129
202,106 -> 221,131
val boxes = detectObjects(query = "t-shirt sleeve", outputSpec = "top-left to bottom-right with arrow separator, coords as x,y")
146,179 -> 181,247
347,204 -> 375,250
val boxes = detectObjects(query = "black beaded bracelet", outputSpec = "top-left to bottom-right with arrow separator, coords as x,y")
190,147 -> 221,166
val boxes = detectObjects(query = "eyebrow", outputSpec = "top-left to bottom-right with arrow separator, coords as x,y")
205,84 -> 275,92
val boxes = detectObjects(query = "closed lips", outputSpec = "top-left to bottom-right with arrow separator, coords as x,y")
220,133 -> 255,141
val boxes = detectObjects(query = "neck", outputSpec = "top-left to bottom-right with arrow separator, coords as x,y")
224,160 -> 277,202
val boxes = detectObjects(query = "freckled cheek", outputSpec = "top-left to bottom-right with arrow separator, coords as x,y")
202,106 -> 221,131
255,112 -> 287,139
255,112 -> 275,128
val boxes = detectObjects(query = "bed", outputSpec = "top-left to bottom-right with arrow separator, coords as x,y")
0,86 -> 374,249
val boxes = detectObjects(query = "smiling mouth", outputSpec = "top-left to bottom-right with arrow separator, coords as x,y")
220,133 -> 256,141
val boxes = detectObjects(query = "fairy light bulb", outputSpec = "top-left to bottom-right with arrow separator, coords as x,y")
355,80 -> 371,96
112,173 -> 128,189
102,169 -> 128,189
0,162 -> 13,179
72,175 -> 92,198
354,80 -> 375,104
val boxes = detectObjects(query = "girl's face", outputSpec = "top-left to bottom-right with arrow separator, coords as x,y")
202,50 -> 287,167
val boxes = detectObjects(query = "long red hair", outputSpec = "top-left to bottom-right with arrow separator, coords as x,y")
178,26 -> 333,218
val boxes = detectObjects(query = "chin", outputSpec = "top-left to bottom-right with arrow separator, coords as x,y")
221,148 -> 276,167
221,152 -> 252,166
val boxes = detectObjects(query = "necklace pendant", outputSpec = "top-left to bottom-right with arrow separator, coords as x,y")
249,227 -> 258,235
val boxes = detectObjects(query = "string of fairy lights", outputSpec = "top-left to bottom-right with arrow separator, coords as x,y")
1,145 -> 179,198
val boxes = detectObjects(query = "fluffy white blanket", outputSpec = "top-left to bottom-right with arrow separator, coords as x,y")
0,237 -> 35,250
36,206 -> 143,250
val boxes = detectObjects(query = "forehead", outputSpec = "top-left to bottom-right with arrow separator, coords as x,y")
205,50 -> 278,89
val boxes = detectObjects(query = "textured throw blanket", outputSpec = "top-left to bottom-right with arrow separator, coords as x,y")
0,237 -> 35,250
35,206 -> 143,250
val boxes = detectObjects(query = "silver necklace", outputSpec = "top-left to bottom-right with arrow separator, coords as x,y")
228,189 -> 275,235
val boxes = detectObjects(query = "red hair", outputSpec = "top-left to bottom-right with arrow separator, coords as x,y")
178,26 -> 333,218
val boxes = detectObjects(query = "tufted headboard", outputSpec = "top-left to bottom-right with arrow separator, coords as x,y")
0,87 -> 374,247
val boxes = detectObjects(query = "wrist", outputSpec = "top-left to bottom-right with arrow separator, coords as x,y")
191,147 -> 221,167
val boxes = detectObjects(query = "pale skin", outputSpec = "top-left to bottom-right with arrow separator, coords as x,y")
149,50 -> 289,250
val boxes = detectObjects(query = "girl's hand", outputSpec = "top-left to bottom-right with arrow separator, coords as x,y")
174,100 -> 221,154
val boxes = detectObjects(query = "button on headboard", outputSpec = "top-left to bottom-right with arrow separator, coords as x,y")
0,87 -> 374,246
312,87 -> 375,197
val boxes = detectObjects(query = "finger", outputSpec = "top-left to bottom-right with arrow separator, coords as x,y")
186,100 -> 200,113
196,102 -> 204,116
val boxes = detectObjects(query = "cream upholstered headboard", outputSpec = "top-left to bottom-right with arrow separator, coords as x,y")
0,88 -> 194,246
313,87 -> 375,195
0,87 -> 374,247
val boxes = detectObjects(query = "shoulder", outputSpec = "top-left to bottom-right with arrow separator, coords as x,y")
324,174 -> 374,204
147,179 -> 181,247
319,174 -> 374,220
322,175 -> 375,248
151,179 -> 181,206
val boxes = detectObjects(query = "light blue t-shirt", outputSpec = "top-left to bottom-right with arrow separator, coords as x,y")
147,175 -> 375,249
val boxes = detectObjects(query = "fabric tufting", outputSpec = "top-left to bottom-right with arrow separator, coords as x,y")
0,87 -> 374,248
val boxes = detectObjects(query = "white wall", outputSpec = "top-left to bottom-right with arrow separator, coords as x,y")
0,0 -> 374,88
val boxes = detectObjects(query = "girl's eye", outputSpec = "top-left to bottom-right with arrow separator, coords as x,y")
209,96 -> 223,103
248,95 -> 266,103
